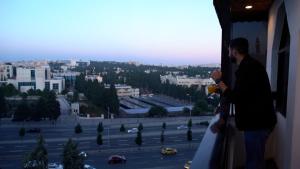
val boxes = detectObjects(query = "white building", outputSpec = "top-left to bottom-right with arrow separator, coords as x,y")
105,84 -> 139,97
85,74 -> 103,83
160,74 -> 214,87
0,63 -> 13,81
3,65 -> 65,93
71,102 -> 80,115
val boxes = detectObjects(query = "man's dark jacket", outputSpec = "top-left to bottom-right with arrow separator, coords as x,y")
223,56 -> 277,131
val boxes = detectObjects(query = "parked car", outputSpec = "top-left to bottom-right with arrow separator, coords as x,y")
184,161 -> 192,169
127,128 -> 138,133
177,125 -> 188,130
161,147 -> 177,155
108,155 -> 127,164
48,163 -> 63,169
26,128 -> 41,133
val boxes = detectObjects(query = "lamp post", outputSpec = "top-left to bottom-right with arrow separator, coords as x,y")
186,94 -> 192,117
107,106 -> 110,147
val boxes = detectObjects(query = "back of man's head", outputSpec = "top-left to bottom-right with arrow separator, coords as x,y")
229,38 -> 249,55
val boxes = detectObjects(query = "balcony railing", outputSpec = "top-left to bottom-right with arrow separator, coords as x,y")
191,113 -> 278,169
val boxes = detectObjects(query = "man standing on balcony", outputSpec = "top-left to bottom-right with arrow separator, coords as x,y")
211,37 -> 277,169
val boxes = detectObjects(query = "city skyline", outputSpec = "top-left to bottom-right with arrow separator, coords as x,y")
0,0 -> 221,65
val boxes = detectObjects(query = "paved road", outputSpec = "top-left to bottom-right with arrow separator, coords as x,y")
0,122 -> 206,169
0,97 -> 211,169
0,131 -> 203,169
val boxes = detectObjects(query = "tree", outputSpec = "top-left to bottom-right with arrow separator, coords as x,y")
138,123 -> 143,132
107,84 -> 120,116
135,131 -> 142,149
44,91 -> 60,121
33,97 -> 47,121
188,119 -> 192,129
62,139 -> 84,169
183,107 -> 190,115
97,122 -> 103,133
75,123 -> 82,134
23,136 -> 48,169
0,84 -> 18,97
192,100 -> 209,115
13,99 -> 31,121
162,122 -> 166,130
72,91 -> 79,102
0,89 -> 7,122
187,129 -> 192,142
97,133 -> 103,146
160,130 -> 165,146
19,127 -> 25,138
147,106 -> 168,117
120,124 -> 126,132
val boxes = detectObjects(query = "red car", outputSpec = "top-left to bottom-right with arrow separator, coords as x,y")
108,155 -> 126,164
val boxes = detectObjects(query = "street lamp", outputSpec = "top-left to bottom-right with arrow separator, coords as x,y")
107,107 -> 110,119
107,106 -> 110,147
186,94 -> 192,117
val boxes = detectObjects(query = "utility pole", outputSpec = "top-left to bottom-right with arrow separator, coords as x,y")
107,126 -> 110,147
187,94 -> 192,117
107,107 -> 110,119
107,106 -> 110,147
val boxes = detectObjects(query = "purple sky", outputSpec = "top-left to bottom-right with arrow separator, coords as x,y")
0,0 -> 221,65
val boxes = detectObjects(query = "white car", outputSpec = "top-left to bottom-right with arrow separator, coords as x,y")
48,163 -> 63,169
177,125 -> 188,130
84,164 -> 96,169
127,128 -> 138,133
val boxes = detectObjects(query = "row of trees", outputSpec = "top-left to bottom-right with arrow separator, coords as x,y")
72,121 -> 192,150
13,90 -> 60,121
74,61 -> 219,114
75,74 -> 120,116
23,136 -> 85,169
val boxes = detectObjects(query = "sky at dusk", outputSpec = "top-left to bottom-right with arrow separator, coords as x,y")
0,0 -> 221,65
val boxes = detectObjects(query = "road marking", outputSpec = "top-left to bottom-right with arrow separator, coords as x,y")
173,140 -> 183,142
152,138 -> 160,140
80,141 -> 90,145
118,143 -> 130,146
9,150 -> 23,153
80,146 -> 90,150
118,139 -> 128,142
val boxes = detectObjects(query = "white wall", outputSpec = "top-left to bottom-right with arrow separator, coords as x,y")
266,0 -> 300,168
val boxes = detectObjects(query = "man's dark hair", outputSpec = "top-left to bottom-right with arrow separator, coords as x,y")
229,38 -> 249,55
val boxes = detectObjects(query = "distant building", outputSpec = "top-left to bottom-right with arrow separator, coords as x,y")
85,74 -> 103,83
160,74 -> 214,87
71,102 -> 80,115
105,84 -> 139,97
1,63 -> 65,93
52,71 -> 81,85
76,61 -> 90,68
0,63 -> 13,81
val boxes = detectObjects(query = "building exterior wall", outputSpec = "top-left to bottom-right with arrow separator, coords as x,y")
105,84 -> 140,97
85,75 -> 103,83
0,64 -> 13,81
4,65 -> 64,94
266,0 -> 300,168
71,102 -> 80,115
160,74 -> 214,87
